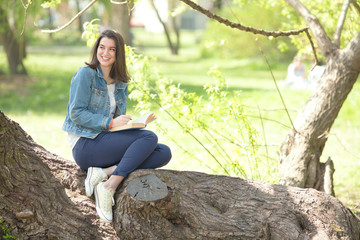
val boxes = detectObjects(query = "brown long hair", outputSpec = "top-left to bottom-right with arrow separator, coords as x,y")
86,29 -> 130,83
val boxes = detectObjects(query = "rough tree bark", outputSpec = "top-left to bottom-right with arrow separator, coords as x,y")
1,111 -> 359,239
279,0 -> 360,189
279,50 -> 359,189
115,170 -> 360,240
0,111 -> 116,239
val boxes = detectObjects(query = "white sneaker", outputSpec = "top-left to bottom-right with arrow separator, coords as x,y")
85,167 -> 108,197
94,182 -> 115,223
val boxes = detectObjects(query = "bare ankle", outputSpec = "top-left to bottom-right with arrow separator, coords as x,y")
102,165 -> 116,176
103,175 -> 125,191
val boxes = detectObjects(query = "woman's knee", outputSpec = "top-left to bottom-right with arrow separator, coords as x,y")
143,130 -> 158,143
160,144 -> 172,165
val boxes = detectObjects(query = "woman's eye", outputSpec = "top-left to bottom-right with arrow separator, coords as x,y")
110,48 -> 116,52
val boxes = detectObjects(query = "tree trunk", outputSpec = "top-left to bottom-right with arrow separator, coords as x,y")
1,111 -> 359,239
115,169 -> 360,239
275,0 -> 360,190
111,3 -> 132,46
177,0 -> 360,194
169,0 -> 181,54
75,0 -> 84,34
279,48 -> 360,190
0,111 -> 116,239
0,5 -> 27,75
150,0 -> 180,55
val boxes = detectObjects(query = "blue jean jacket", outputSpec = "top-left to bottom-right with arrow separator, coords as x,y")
62,66 -> 128,139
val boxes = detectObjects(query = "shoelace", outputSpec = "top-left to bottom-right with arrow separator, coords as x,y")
100,187 -> 115,213
91,169 -> 107,186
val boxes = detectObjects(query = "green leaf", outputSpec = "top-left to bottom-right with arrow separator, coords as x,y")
81,19 -> 101,47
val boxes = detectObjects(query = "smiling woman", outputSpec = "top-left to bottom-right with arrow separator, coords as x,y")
61,29 -> 172,223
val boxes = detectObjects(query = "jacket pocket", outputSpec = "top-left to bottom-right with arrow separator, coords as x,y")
89,87 -> 107,112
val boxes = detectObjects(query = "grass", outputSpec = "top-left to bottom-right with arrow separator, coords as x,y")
0,29 -> 359,212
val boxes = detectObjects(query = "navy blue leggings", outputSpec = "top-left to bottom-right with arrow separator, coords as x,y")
72,130 -> 171,177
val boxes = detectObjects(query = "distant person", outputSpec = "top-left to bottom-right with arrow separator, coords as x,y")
308,61 -> 326,89
62,29 -> 172,222
281,55 -> 309,89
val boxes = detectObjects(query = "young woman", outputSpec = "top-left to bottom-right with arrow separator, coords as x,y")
62,29 -> 171,223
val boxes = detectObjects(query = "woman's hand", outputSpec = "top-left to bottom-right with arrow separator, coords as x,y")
112,115 -> 132,128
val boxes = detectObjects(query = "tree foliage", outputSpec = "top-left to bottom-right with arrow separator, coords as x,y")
200,0 -> 360,61
266,0 -> 358,57
200,4 -> 297,61
124,46 -> 270,180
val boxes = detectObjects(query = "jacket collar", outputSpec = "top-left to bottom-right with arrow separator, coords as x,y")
96,65 -> 104,79
95,65 -> 126,87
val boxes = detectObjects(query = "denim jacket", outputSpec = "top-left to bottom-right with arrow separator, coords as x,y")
62,66 -> 128,139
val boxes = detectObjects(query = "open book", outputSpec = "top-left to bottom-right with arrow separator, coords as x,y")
110,113 -> 157,132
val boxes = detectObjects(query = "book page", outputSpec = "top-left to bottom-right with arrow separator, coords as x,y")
132,113 -> 156,124
110,113 -> 156,132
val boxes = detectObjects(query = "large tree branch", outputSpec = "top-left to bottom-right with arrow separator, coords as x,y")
2,108 -> 360,238
179,0 -> 321,63
283,0 -> 337,57
179,0 -> 308,38
343,31 -> 360,71
333,0 -> 351,47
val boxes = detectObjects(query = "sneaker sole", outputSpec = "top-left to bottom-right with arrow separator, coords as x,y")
85,167 -> 94,197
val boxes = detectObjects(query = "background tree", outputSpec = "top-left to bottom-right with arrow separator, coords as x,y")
0,1 -> 30,75
179,0 -> 360,192
74,0 -> 84,34
199,3 -> 297,61
150,0 -> 182,55
109,2 -> 133,45
277,0 -> 360,190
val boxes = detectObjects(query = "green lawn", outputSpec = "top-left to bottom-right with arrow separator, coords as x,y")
0,30 -> 359,213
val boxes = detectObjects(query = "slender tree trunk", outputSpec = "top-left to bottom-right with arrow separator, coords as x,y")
169,0 -> 181,53
1,111 -> 359,239
75,0 -> 83,34
150,0 -> 180,55
111,3 -> 132,46
0,6 -> 27,75
48,8 -> 53,39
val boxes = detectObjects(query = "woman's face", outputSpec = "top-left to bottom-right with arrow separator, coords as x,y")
97,37 -> 116,70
